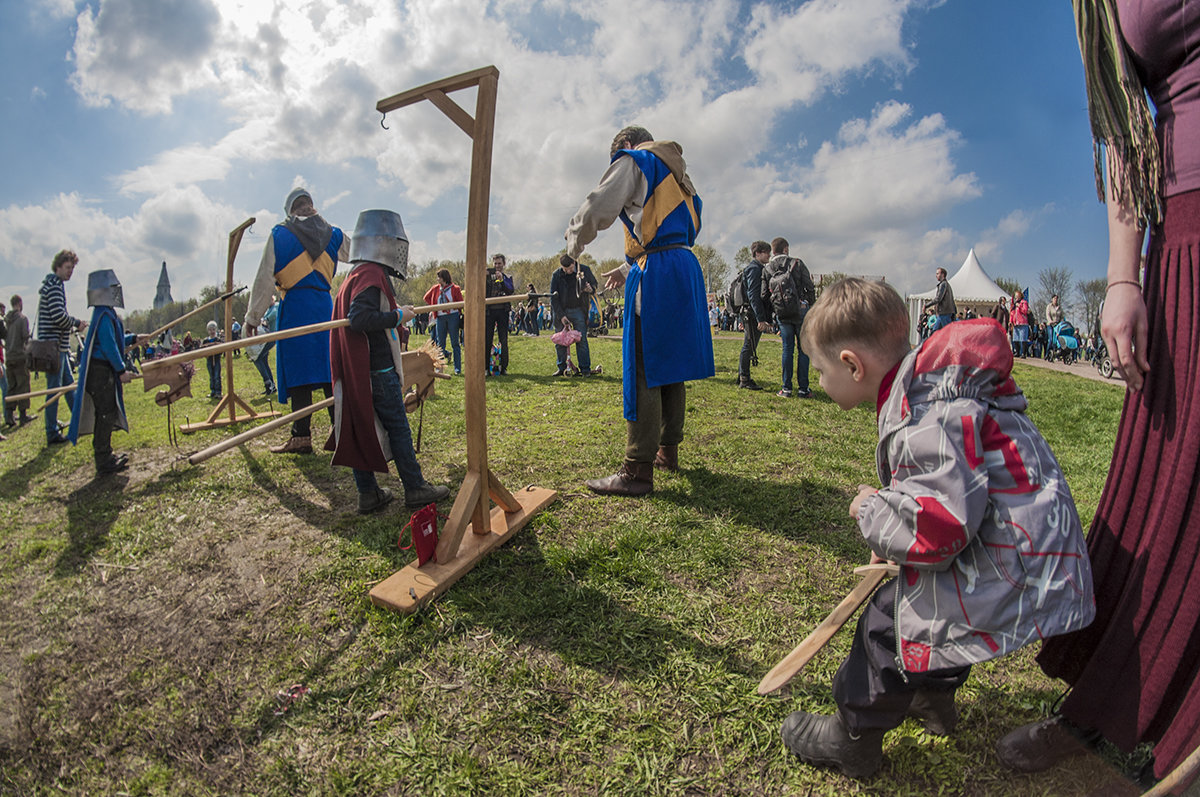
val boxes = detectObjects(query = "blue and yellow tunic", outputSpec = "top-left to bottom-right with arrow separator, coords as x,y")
617,148 -> 715,421
271,224 -> 343,401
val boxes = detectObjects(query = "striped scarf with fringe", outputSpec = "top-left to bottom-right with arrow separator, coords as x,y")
1073,0 -> 1162,226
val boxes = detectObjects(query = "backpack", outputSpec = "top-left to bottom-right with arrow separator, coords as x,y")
764,258 -> 801,321
726,269 -> 748,313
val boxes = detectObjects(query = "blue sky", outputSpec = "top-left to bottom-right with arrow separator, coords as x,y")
0,0 -> 1108,316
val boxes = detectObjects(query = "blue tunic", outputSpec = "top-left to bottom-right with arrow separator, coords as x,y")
68,306 -> 127,443
270,224 -> 343,402
617,148 -> 715,420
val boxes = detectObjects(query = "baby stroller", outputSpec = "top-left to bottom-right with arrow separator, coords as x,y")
1050,320 -> 1081,364
587,294 -> 608,336
1092,336 -> 1114,378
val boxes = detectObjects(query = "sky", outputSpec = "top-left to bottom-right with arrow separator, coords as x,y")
0,0 -> 1110,317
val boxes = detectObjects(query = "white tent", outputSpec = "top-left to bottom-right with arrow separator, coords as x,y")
906,248 -> 1008,343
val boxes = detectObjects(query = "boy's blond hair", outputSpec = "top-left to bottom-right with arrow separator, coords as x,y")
801,277 -> 909,359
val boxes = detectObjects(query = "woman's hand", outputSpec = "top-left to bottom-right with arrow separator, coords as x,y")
849,484 -> 878,519
1101,284 -> 1150,391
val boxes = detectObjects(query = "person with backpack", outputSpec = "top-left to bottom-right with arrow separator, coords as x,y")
736,241 -> 773,390
765,237 -> 816,398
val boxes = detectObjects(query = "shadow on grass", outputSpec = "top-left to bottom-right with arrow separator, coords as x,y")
658,467 -> 865,560
0,445 -> 59,502
56,471 -> 131,575
446,534 -> 763,681
238,447 -> 344,529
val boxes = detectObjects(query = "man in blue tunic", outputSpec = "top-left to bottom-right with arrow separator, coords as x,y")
566,125 -> 715,496
245,188 -> 349,454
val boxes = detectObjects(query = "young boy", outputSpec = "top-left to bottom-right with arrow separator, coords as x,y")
780,278 -> 1095,778
202,321 -> 222,398
326,209 -> 449,514
68,270 -> 136,474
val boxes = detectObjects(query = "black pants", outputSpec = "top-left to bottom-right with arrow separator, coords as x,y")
485,308 -> 509,374
289,383 -> 332,437
832,579 -> 970,734
85,359 -> 119,464
738,319 -> 761,382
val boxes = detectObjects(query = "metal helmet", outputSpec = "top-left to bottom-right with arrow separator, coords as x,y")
86,269 -> 124,308
349,209 -> 410,279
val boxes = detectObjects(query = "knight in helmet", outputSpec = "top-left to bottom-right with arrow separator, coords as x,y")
68,269 -> 136,474
244,187 -> 350,454
326,209 -> 450,514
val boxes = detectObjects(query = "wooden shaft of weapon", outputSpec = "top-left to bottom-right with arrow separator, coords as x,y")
5,383 -> 75,403
142,294 -> 515,372
30,373 -> 143,414
1144,740 -> 1200,797
187,396 -> 335,465
756,563 -> 899,695
144,287 -> 246,342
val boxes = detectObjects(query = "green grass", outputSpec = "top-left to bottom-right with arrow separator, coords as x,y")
0,333 -> 1131,795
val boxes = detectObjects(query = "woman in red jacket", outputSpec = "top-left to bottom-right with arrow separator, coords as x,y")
423,269 -> 463,375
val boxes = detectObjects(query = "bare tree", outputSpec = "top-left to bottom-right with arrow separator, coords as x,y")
1036,266 -> 1074,325
1076,277 -> 1107,335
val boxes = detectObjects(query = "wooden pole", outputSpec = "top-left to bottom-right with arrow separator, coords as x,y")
187,397 -> 334,464
141,295 -> 514,374
142,287 -> 246,342
366,66 -> 557,615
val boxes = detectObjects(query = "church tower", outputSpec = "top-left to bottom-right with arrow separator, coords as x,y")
153,261 -> 174,309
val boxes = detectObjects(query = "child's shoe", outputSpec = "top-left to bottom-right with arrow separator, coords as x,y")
995,716 -> 1094,773
781,709 -> 884,779
906,689 -> 958,736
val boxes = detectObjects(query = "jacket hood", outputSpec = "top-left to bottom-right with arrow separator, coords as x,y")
882,319 -> 1024,435
637,141 -> 696,196
40,272 -> 61,296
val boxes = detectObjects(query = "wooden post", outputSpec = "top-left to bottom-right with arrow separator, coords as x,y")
180,218 -> 281,433
366,66 -> 556,614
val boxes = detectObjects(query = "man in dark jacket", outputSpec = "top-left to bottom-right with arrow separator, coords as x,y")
737,240 -> 772,389
484,253 -> 514,375
923,267 -> 956,331
550,255 -> 599,376
767,237 -> 816,398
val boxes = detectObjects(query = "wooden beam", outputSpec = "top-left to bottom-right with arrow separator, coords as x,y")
376,65 -> 499,114
424,89 -> 474,137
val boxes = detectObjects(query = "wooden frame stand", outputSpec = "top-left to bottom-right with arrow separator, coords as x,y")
367,66 -> 557,614
181,217 -> 281,433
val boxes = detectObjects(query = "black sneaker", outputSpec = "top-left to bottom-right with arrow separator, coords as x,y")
97,454 -> 129,474
796,389 -> 814,399
551,368 -> 566,377
738,380 -> 763,391
48,435 -> 70,445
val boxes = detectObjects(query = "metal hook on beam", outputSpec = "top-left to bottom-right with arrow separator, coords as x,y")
380,112 -> 390,130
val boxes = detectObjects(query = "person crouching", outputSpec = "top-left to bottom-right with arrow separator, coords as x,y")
778,278 -> 1095,778
68,270 -> 135,474
326,209 -> 449,514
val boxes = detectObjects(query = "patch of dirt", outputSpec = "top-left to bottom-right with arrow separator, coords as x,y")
0,489 -> 348,793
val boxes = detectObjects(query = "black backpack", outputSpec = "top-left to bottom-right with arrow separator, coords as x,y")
726,269 -> 748,313
764,258 -> 802,321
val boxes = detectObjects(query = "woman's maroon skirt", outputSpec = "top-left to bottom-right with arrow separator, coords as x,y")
1037,189 -> 1200,778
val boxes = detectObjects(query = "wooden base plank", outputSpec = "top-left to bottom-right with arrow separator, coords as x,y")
369,484 -> 557,614
179,410 -> 282,433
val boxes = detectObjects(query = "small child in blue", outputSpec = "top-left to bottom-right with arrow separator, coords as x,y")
202,320 -> 222,398
68,269 -> 137,474
779,278 -> 1095,778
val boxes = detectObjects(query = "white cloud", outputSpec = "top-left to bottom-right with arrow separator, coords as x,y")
10,0 -> 988,307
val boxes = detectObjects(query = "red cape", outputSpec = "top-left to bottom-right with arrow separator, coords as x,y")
325,263 -> 397,472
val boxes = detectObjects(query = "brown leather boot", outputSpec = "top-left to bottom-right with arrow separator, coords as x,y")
270,435 -> 313,454
653,444 -> 678,471
586,461 -> 653,496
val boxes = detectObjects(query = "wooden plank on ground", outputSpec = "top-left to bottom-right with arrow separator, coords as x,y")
369,485 -> 556,614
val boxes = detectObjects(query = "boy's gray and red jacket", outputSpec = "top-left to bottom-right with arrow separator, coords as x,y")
858,319 -> 1095,673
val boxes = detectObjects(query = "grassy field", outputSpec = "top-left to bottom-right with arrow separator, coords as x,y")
0,331 -> 1134,795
